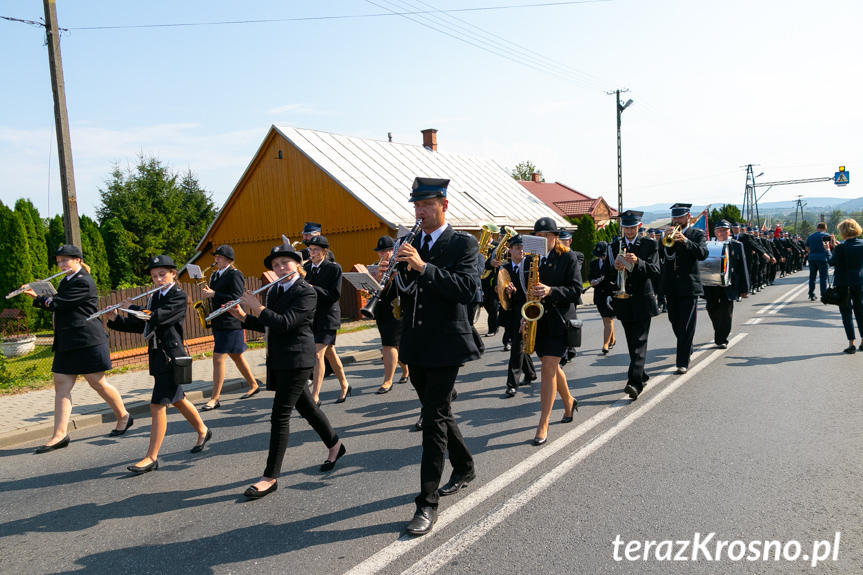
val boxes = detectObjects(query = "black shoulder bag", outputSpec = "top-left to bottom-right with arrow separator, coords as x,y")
160,324 -> 193,386
554,305 -> 583,348
822,247 -> 850,307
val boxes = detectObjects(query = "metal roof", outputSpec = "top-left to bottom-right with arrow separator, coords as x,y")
273,126 -> 569,230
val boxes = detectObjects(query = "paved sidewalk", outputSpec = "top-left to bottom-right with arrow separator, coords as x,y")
0,324 -> 383,448
0,288 -> 594,450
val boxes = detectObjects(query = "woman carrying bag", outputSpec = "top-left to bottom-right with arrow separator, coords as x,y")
828,219 -> 863,353
107,255 -> 211,473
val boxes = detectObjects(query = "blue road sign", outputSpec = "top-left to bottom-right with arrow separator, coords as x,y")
834,166 -> 849,186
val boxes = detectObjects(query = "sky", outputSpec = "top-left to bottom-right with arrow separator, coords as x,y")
1,0 -> 861,221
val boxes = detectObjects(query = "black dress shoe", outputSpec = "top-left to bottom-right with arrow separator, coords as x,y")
413,415 -> 423,431
717,343 -> 728,349
484,329 -> 498,338
624,384 -> 640,400
520,377 -> 535,386
505,386 -> 517,398
405,506 -> 437,536
335,385 -> 352,404
397,375 -> 409,384
200,401 -> 221,412
34,435 -> 70,454
128,460 -> 158,474
533,436 -> 547,446
843,345 -> 856,354
642,373 -> 650,387
109,416 -> 134,437
376,384 -> 393,394
320,443 -> 347,472
502,343 -> 511,352
676,366 -> 688,374
191,429 -> 213,453
439,468 -> 477,496
244,482 -> 277,499
240,387 -> 261,399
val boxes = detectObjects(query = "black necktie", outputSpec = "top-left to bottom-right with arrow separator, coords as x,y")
420,234 -> 432,260
309,267 -> 318,280
540,256 -> 547,266
513,265 -> 519,275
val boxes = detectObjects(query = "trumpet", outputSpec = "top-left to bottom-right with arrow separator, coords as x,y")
481,226 -> 516,279
662,225 -> 682,248
87,283 -> 175,321
478,223 -> 500,259
205,270 -> 300,322
6,269 -> 70,299
193,263 -> 216,329
614,237 -> 631,299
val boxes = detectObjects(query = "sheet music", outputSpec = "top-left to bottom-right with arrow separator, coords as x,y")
186,264 -> 204,280
614,253 -> 634,272
343,271 -> 383,293
521,235 -> 546,256
29,281 -> 57,297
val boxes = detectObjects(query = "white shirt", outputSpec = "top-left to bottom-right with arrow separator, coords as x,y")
420,223 -> 448,250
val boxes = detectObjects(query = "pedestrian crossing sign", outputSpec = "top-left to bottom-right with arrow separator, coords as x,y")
834,166 -> 849,186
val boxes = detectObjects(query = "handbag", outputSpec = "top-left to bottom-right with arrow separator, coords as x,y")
554,306 -> 583,348
822,250 -> 850,307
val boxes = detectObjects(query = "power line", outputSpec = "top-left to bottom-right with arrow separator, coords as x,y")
0,1 -> 613,31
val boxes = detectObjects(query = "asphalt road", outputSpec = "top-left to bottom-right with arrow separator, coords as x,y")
1,272 -> 860,574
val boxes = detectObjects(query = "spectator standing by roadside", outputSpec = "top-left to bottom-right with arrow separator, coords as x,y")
806,222 -> 834,301
828,219 -> 863,353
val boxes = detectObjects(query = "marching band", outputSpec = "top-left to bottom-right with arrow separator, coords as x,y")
23,181 -> 816,536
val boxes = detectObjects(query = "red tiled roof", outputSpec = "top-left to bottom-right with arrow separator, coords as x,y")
518,180 -> 618,219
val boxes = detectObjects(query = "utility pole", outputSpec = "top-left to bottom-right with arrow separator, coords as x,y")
607,89 -> 633,216
793,196 -> 806,234
43,0 -> 81,249
742,164 -> 763,229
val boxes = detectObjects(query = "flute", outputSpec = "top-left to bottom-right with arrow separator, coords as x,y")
87,283 -> 175,321
5,270 -> 70,299
205,270 -> 299,321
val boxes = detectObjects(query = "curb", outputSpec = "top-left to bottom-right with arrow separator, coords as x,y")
0,347 -> 381,450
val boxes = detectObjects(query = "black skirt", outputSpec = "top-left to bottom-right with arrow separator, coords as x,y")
151,371 -> 185,405
376,317 -> 403,347
313,327 -> 337,346
594,288 -> 616,318
52,342 -> 112,375
213,328 -> 248,354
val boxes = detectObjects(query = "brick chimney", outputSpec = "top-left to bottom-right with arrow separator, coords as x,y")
531,172 -> 542,183
421,129 -> 438,151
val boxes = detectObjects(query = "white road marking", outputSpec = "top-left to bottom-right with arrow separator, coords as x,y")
399,333 -> 748,575
756,282 -> 808,315
344,339 -> 740,575
745,317 -> 763,325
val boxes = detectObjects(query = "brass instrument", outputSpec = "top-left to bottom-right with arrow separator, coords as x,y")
614,237 -> 631,299
88,283 -> 175,321
193,263 -> 216,329
481,226 -> 516,279
662,225 -> 682,248
521,253 -> 544,355
478,223 -> 500,259
205,269 -> 301,322
6,269 -> 70,299
496,267 -> 512,310
291,240 -> 306,251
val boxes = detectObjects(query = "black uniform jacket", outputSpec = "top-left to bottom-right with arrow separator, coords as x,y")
610,237 -> 661,322
304,259 -> 343,332
241,278 -> 316,371
587,257 -> 618,302
107,285 -> 187,376
500,259 -> 529,324
525,247 -> 582,328
208,266 -> 245,331
721,240 -> 750,299
387,225 -> 481,368
661,227 -> 710,297
34,269 -> 108,353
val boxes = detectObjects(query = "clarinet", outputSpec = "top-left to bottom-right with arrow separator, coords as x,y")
360,219 -> 423,319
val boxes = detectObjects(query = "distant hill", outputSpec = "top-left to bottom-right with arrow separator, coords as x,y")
633,196 -> 863,220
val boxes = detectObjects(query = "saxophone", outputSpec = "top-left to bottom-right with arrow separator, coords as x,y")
481,226 -> 517,279
521,253 -> 544,355
193,263 -> 216,329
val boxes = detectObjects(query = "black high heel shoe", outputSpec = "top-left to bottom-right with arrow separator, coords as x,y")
561,399 -> 578,423
128,460 -> 158,474
335,386 -> 352,404
320,443 -> 347,471
191,429 -> 212,453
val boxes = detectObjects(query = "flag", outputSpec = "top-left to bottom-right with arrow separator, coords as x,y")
761,221 -> 767,232
691,209 -> 709,241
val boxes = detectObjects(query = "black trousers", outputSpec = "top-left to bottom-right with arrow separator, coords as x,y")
621,318 -> 651,392
263,367 -> 339,479
504,315 -> 536,388
410,365 -> 474,509
666,295 -> 698,369
704,287 -> 733,345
